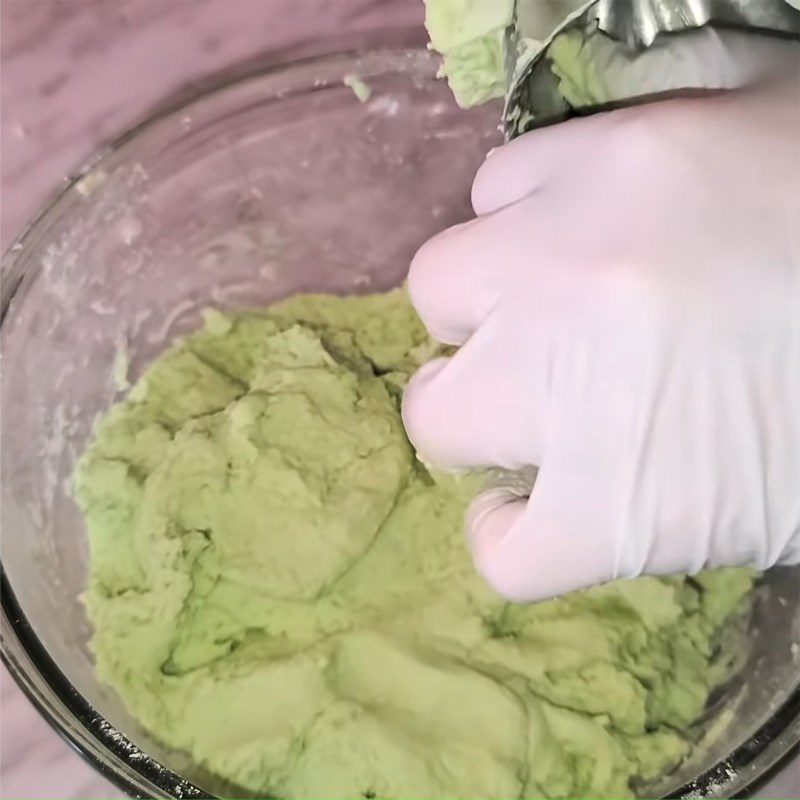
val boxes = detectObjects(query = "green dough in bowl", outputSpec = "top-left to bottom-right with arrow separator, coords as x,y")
75,290 -> 753,799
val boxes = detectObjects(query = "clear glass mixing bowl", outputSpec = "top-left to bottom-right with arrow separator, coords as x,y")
1,48 -> 798,800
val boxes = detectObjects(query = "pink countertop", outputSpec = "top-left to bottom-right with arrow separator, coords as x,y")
1,0 -> 423,251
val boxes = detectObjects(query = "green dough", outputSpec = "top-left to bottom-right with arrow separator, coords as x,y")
76,290 -> 753,798
424,0 -> 513,108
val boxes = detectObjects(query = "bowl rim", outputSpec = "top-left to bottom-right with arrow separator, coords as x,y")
1,572 -> 208,799
1,44 -> 799,800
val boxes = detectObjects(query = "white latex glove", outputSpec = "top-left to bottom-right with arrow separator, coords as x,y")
403,76 -> 800,602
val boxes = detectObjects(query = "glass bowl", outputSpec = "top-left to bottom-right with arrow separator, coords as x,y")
1,48 -> 798,800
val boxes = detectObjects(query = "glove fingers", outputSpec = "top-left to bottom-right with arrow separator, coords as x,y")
466,474 -> 619,603
471,113 -> 608,216
407,207 -> 528,345
466,409 -> 638,601
402,319 -> 544,470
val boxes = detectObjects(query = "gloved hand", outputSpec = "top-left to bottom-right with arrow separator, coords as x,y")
403,77 -> 800,602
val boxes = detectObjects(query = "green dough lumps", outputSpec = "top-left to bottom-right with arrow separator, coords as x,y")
424,0 -> 513,108
76,289 -> 753,798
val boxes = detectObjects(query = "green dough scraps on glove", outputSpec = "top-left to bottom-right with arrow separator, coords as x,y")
424,0 -> 513,108
75,289 -> 753,798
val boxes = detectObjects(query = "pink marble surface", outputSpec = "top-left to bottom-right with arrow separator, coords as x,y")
0,2 -> 797,799
1,0 -> 423,251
